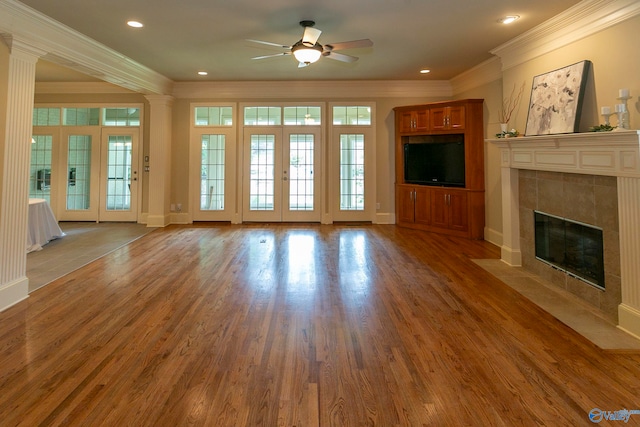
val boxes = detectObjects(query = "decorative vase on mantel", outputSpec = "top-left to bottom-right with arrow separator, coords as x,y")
500,123 -> 508,134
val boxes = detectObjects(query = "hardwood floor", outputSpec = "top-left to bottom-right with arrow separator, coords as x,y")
1,224 -> 639,426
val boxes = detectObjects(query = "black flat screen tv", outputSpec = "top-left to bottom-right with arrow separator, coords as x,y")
403,135 -> 465,187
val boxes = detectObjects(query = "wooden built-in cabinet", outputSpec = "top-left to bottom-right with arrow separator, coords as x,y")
394,99 -> 485,239
398,108 -> 429,133
430,105 -> 465,130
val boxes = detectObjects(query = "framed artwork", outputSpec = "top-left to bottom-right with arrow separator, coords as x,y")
524,60 -> 591,136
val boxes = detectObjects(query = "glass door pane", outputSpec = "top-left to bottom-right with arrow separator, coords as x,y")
243,129 -> 282,222
340,134 -> 365,211
66,135 -> 92,211
288,134 -> 314,211
282,128 -> 321,222
29,135 -> 53,203
99,130 -> 138,222
249,134 -> 275,211
200,135 -> 225,211
105,135 -> 132,211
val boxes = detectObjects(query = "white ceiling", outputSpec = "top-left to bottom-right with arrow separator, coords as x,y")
19,0 -> 582,83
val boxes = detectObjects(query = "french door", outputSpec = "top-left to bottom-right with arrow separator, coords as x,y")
58,128 -> 139,222
243,127 -> 321,222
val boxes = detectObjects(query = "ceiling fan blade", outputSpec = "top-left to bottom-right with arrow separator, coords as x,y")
302,27 -> 322,47
252,52 -> 290,60
324,39 -> 373,51
298,61 -> 310,68
246,39 -> 291,49
323,51 -> 358,63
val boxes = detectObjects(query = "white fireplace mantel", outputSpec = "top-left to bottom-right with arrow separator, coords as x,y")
488,130 -> 640,339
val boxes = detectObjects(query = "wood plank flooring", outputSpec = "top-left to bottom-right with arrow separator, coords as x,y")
1,224 -> 639,426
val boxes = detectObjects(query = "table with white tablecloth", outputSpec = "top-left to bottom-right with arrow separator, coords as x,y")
27,198 -> 65,253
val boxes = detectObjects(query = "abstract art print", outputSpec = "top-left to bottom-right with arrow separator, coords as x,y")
524,60 -> 591,136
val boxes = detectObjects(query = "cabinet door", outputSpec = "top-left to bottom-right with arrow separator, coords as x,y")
448,191 -> 468,232
448,106 -> 465,130
398,111 -> 415,133
430,189 -> 449,228
397,185 -> 416,223
429,108 -> 447,131
413,186 -> 431,225
414,109 -> 429,132
429,106 -> 466,130
430,188 -> 468,231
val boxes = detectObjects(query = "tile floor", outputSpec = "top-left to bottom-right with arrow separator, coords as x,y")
474,258 -> 640,350
26,222 -> 153,292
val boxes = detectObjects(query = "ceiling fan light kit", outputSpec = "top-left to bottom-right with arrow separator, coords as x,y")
249,20 -> 373,68
292,41 -> 323,64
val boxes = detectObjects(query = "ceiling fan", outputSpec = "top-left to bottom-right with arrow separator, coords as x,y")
248,20 -> 373,68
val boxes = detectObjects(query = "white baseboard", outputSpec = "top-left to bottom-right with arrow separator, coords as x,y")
0,276 -> 29,312
619,304 -> 640,340
375,212 -> 395,224
483,227 -> 503,246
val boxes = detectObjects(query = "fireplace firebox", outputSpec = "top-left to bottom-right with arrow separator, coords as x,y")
534,211 -> 605,290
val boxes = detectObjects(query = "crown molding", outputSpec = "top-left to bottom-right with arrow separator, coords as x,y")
450,57 -> 502,95
0,0 -> 173,95
172,80 -> 452,99
490,0 -> 640,70
35,81 -> 137,94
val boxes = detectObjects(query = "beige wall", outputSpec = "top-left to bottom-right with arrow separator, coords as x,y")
454,78 -> 503,244
505,14 -> 640,135
456,14 -> 640,246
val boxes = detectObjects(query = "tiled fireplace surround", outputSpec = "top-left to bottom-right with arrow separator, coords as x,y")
519,170 -> 620,322
491,130 -> 640,339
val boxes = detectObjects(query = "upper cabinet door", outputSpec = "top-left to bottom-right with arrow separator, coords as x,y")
430,106 -> 465,131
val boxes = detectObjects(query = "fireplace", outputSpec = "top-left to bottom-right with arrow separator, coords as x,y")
534,211 -> 605,290
489,130 -> 640,338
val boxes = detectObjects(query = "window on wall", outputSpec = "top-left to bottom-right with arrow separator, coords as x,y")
33,108 -> 60,126
244,106 -> 282,126
63,108 -> 100,126
283,106 -> 322,125
332,106 -> 371,125
195,106 -> 233,126
103,108 -> 141,126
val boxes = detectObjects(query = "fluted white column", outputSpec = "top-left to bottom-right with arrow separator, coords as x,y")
0,37 -> 44,311
618,176 -> 640,338
144,95 -> 174,227
500,164 -> 522,266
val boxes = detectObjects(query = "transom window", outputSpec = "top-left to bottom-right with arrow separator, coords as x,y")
333,106 -> 372,125
103,108 -> 141,126
33,108 -> 60,126
283,106 -> 321,125
33,106 -> 142,127
195,106 -> 233,126
244,107 -> 282,126
63,108 -> 100,126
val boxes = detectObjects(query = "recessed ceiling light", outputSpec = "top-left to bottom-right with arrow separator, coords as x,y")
197,71 -> 208,76
498,15 -> 520,24
420,69 -> 431,74
127,20 -> 144,28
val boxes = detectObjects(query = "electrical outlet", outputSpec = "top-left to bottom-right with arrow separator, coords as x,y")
176,203 -> 182,212
170,203 -> 176,212
376,203 -> 381,210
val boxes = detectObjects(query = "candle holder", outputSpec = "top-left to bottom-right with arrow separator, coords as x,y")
601,111 -> 613,126
616,95 -> 632,129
